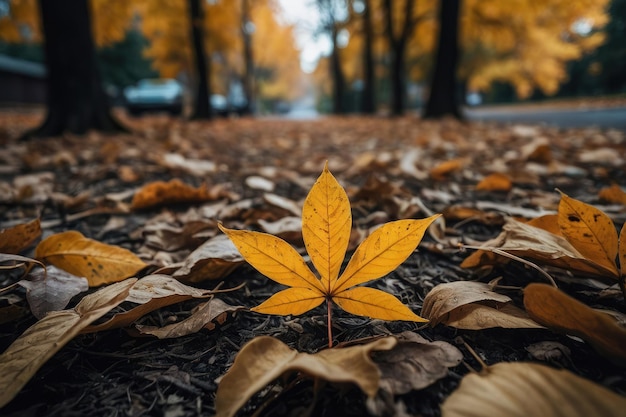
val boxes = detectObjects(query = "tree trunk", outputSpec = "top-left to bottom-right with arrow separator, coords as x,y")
330,24 -> 346,114
383,0 -> 414,117
361,0 -> 375,114
423,0 -> 462,119
189,0 -> 211,119
24,0 -> 125,139
241,0 -> 255,115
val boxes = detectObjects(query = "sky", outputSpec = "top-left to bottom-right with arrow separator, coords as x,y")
276,0 -> 330,73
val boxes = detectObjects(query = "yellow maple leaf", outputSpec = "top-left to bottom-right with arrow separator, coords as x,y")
219,163 -> 440,346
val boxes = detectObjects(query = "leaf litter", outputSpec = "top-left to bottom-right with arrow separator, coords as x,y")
1,114 -> 626,416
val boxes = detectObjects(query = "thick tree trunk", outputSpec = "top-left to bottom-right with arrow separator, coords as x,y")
330,24 -> 346,115
241,0 -> 255,115
189,0 -> 211,119
389,42 -> 406,116
423,0 -> 462,119
361,0 -> 375,114
25,0 -> 125,139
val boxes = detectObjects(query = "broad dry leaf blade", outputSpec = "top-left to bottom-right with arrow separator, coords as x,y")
558,193 -> 619,277
333,287 -> 427,322
0,279 -> 136,408
250,287 -> 325,315
441,362 -> 626,417
333,216 -> 440,293
620,224 -> 626,277
35,231 -> 146,286
215,336 -> 396,417
218,225 -> 323,291
0,218 -> 41,254
302,162 -> 352,291
524,283 -> 626,365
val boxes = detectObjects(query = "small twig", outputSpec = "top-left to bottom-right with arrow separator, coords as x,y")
462,245 -> 558,288
456,336 -> 488,371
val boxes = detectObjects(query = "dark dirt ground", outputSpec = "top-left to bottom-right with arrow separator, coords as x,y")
1,111 -> 625,417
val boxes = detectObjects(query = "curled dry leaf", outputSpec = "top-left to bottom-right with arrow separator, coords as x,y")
0,218 -> 41,254
374,331 -> 463,395
172,234 -> 244,282
135,298 -> 243,338
0,279 -> 136,408
441,362 -> 626,417
524,283 -> 626,366
461,218 -> 616,280
35,231 -> 147,286
82,274 -> 216,333
422,281 -> 542,330
215,336 -> 397,417
18,266 -> 89,319
0,253 -> 45,270
131,179 -> 218,210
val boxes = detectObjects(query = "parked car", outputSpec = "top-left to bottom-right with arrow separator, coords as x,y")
124,79 -> 184,116
211,94 -> 229,117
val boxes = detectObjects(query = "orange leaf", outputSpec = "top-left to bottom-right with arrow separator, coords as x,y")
557,192 -> 619,277
0,218 -> 41,254
475,173 -> 512,192
430,158 -> 464,180
35,231 -> 146,286
251,287 -> 325,315
620,224 -> 626,278
333,287 -> 427,322
131,179 -> 215,210
598,184 -> 626,205
526,214 -> 561,236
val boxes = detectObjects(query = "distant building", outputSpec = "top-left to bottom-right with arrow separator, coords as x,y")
0,54 -> 46,105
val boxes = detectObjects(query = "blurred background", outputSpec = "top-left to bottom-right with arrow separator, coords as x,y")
0,0 -> 624,119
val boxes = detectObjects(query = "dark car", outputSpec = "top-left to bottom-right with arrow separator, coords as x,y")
123,79 -> 184,116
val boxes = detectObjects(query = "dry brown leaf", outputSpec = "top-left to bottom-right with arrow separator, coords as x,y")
441,362 -> 626,417
461,218 -> 617,280
374,331 -> 463,394
430,158 -> 465,180
475,173 -> 512,192
524,283 -> 626,366
172,234 -> 244,282
35,231 -> 147,286
135,298 -> 243,338
0,218 -> 41,254
598,184 -> 626,205
18,266 -> 89,319
0,253 -> 45,270
131,179 -> 217,210
422,281 -> 542,330
82,274 -> 216,333
558,192 -> 619,277
215,336 -> 397,417
0,279 -> 136,408
620,224 -> 626,277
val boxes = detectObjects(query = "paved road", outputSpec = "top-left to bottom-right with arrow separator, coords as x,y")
465,105 -> 626,131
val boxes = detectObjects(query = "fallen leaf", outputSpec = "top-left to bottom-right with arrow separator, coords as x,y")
430,159 -> 465,181
18,266 -> 89,319
461,218 -> 617,280
172,234 -> 244,282
422,281 -> 542,330
558,192 -> 619,277
131,179 -> 217,210
0,218 -> 41,254
0,279 -> 136,408
262,193 -> 302,216
257,216 -> 303,243
620,224 -> 626,277
441,362 -> 626,417
0,253 -> 45,270
526,214 -> 561,236
82,274 -> 216,333
374,331 -> 463,394
598,184 -> 626,205
135,298 -> 243,338
161,153 -> 216,176
215,336 -> 397,417
220,164 -> 440,339
35,231 -> 147,286
524,283 -> 626,366
475,173 -> 512,192
245,176 -> 275,191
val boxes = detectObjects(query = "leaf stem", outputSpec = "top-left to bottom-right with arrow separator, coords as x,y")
326,297 -> 333,348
